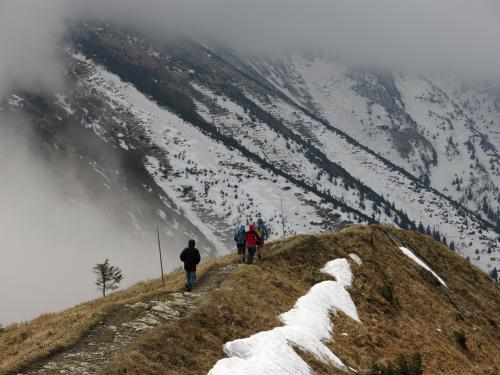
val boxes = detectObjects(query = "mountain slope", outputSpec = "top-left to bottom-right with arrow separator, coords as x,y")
247,54 -> 500,228
67,24 -> 498,274
2,59 -> 218,263
2,23 -> 498,275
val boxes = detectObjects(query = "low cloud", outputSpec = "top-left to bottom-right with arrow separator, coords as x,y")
0,117 -> 160,324
3,0 -> 500,96
75,0 -> 500,77
0,0 -> 66,97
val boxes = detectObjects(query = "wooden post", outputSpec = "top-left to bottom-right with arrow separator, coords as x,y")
280,200 -> 286,239
157,227 -> 165,288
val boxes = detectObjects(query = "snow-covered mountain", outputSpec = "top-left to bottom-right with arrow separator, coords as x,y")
248,54 -> 500,227
1,23 -> 498,275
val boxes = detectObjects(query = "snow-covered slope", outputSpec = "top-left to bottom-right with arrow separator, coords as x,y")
70,25 -> 499,274
248,55 -> 500,230
81,59 -> 337,249
2,23 -> 498,276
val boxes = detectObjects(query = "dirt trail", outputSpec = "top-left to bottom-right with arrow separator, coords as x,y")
18,264 -> 237,375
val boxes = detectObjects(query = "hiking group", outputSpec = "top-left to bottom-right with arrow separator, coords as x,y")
179,217 -> 269,292
234,217 -> 269,265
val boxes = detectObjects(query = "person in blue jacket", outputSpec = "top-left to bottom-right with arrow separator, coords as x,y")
234,225 -> 247,263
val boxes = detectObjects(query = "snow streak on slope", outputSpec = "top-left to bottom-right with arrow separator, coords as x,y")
348,253 -> 363,266
192,83 -> 384,224
399,247 -> 447,287
208,258 -> 360,375
78,57 -> 352,251
253,54 -> 500,222
396,75 -> 500,217
222,54 -> 498,273
68,26 -> 498,274
189,72 -> 499,273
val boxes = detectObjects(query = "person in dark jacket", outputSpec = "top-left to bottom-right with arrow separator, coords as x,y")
245,224 -> 261,265
256,217 -> 269,260
234,224 -> 247,263
180,239 -> 201,292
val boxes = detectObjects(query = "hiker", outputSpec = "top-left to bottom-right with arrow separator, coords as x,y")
256,217 -> 269,260
180,239 -> 201,292
245,224 -> 261,264
234,224 -> 247,263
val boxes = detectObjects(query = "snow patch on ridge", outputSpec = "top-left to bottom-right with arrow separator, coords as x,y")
208,258 -> 360,375
399,247 -> 447,288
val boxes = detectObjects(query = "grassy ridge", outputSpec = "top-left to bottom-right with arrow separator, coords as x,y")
0,256 -> 235,375
2,226 -> 499,374
99,226 -> 499,374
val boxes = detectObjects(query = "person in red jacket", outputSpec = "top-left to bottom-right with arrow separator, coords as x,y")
245,224 -> 261,264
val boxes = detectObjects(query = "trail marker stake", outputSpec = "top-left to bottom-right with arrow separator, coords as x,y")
280,200 -> 286,239
157,227 -> 165,287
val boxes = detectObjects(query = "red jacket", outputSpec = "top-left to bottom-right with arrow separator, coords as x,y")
245,230 -> 260,248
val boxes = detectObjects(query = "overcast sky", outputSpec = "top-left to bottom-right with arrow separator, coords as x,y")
1,0 -> 500,97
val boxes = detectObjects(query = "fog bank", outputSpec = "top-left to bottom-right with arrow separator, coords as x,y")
3,0 -> 500,96
79,0 -> 500,77
0,1 -> 66,97
0,119 -> 164,325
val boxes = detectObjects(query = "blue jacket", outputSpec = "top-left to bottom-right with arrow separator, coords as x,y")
234,226 -> 246,245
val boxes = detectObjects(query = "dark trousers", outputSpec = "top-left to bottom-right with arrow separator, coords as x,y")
185,270 -> 197,290
247,247 -> 256,264
237,244 -> 246,255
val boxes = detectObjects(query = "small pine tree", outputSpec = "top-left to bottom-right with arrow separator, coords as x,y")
490,267 -> 498,283
449,241 -> 456,251
422,174 -> 430,186
400,215 -> 409,230
94,259 -> 123,297
467,189 -> 473,200
417,222 -> 425,234
410,220 -> 416,231
433,229 -> 441,243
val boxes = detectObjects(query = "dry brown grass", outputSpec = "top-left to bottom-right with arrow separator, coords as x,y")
0,255 -> 236,375
98,226 -> 500,375
328,225 -> 500,374
3,226 -> 498,375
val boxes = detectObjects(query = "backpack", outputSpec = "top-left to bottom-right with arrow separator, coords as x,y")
234,227 -> 246,244
256,226 -> 265,240
245,231 -> 259,247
